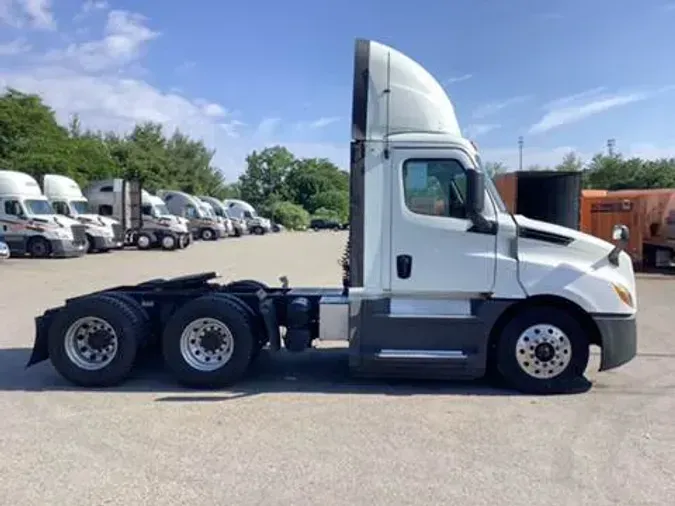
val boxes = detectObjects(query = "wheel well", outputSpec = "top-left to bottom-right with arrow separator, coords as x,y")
487,295 -> 602,361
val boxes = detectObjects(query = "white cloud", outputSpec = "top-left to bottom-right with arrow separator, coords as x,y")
0,37 -> 31,55
528,87 -> 668,135
308,116 -> 340,129
464,123 -> 500,138
0,7 -> 350,178
472,95 -> 531,119
44,10 -> 159,72
444,73 -> 472,85
0,0 -> 55,29
254,117 -> 281,138
74,0 -> 109,22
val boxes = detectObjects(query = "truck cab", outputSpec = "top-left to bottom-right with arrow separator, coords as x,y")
0,170 -> 87,258
158,190 -> 223,241
196,198 -> 227,238
223,199 -> 271,235
197,195 -> 235,237
140,191 -> 192,249
28,39 -> 637,395
41,174 -> 123,252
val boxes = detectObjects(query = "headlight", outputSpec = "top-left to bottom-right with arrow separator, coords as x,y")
612,282 -> 634,308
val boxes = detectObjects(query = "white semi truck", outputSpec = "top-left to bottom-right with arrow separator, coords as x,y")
140,191 -> 192,250
27,39 -> 637,395
223,199 -> 271,235
0,170 -> 87,258
40,174 -> 123,253
197,196 -> 235,236
158,190 -> 225,241
83,179 -> 190,251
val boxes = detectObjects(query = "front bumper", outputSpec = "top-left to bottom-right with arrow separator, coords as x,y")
593,314 -> 637,371
50,239 -> 87,258
91,235 -> 122,251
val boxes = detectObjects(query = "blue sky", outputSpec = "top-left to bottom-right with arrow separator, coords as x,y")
2,0 -> 675,179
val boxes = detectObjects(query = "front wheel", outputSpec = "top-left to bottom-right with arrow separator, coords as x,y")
200,228 -> 216,241
494,306 -> 590,395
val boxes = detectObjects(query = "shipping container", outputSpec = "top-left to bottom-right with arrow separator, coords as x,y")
493,171 -> 582,229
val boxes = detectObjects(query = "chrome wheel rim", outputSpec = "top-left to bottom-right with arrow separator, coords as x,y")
515,323 -> 572,379
137,236 -> 150,248
64,316 -> 118,370
162,236 -> 175,249
179,318 -> 234,371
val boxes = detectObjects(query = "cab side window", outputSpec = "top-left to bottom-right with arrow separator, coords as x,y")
4,200 -> 23,216
141,204 -> 153,216
185,205 -> 198,219
99,205 -> 113,216
402,159 -> 467,219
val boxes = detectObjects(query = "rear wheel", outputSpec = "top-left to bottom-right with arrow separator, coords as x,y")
494,306 -> 590,394
160,234 -> 177,250
47,295 -> 142,387
161,295 -> 255,388
251,226 -> 264,235
28,236 -> 51,258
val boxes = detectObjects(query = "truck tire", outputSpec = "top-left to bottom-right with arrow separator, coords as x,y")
136,232 -> 152,250
101,292 -> 153,348
46,294 -> 142,387
160,234 -> 177,251
86,234 -> 96,253
200,228 -> 216,241
161,295 -> 255,389
251,226 -> 265,235
28,236 -> 51,258
494,306 -> 590,395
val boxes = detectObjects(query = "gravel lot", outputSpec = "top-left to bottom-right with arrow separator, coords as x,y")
1,231 -> 673,506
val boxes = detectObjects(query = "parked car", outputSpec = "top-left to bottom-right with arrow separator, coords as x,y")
310,218 -> 342,231
0,236 -> 10,260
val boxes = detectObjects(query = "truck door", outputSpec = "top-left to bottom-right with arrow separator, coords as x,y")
389,148 -> 497,298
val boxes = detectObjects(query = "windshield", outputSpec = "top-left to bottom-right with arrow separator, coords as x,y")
25,199 -> 55,215
70,199 -> 91,215
200,205 -> 214,218
475,155 -> 507,213
154,204 -> 171,216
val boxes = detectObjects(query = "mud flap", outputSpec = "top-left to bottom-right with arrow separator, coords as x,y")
26,309 -> 60,367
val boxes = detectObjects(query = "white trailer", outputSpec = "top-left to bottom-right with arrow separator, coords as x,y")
28,39 -> 637,395
40,174 -> 123,252
223,199 -> 271,235
0,170 -> 87,258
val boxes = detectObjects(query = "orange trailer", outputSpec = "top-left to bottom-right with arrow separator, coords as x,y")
580,189 -> 675,267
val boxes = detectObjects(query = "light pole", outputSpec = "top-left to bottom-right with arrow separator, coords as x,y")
518,136 -> 524,171
607,138 -> 616,157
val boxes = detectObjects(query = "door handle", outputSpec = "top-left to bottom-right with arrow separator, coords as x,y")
396,254 -> 412,279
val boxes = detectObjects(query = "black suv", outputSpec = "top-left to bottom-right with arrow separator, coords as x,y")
310,218 -> 342,231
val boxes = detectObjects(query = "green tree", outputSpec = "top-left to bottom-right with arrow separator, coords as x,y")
555,151 -> 583,172
238,146 -> 296,210
271,201 -> 310,230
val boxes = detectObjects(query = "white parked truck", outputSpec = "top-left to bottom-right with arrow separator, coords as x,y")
196,198 -> 227,238
83,179 -> 189,251
197,195 -> 237,237
27,39 -> 637,395
140,191 -> 193,249
223,199 -> 271,235
40,174 -> 123,253
158,190 -> 224,241
0,170 -> 87,258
